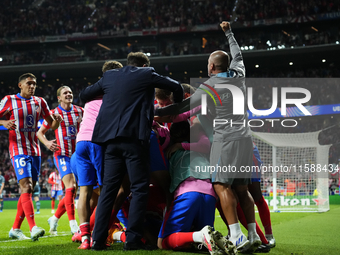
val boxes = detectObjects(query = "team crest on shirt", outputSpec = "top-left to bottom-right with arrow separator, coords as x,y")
35,105 -> 41,114
62,166 -> 67,172
18,168 -> 24,175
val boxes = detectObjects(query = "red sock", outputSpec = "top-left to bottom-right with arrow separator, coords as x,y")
120,232 -> 126,242
21,193 -> 36,230
51,200 -> 55,210
55,197 -> 66,219
108,210 -> 117,230
236,203 -> 268,244
12,196 -> 25,229
255,196 -> 272,235
65,188 -> 75,221
162,232 -> 194,250
79,223 -> 90,237
90,207 -> 96,232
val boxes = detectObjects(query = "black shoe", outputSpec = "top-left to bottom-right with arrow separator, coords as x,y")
91,241 -> 107,251
255,243 -> 271,253
123,241 -> 157,251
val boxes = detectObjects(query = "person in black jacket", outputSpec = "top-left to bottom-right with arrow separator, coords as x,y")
79,52 -> 183,250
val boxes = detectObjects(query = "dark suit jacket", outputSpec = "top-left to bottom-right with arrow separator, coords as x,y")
79,65 -> 183,144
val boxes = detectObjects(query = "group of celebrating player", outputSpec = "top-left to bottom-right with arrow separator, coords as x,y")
0,21 -> 276,254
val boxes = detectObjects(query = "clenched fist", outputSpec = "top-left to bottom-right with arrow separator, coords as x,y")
220,21 -> 231,32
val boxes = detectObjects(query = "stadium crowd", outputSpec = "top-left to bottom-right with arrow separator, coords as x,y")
1,26 -> 339,66
236,0 -> 340,21
1,0 -> 339,38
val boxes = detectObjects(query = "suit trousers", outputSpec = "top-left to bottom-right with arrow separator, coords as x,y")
92,137 -> 150,244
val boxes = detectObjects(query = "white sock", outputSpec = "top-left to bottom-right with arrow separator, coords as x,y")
82,235 -> 90,242
247,223 -> 257,236
69,219 -> 78,226
192,231 -> 203,243
229,223 -> 242,239
52,215 -> 59,221
79,222 -> 89,227
113,231 -> 123,241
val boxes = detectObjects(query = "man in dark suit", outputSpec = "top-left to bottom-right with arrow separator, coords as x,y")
79,52 -> 183,250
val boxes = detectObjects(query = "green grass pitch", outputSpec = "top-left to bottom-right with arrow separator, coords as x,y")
0,203 -> 339,255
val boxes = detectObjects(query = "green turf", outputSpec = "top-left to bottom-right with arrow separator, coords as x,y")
0,205 -> 339,255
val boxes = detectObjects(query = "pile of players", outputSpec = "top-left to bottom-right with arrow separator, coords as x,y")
1,21 -> 276,254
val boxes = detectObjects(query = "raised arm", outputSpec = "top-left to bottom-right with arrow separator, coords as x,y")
151,71 -> 184,103
155,87 -> 205,117
220,21 -> 245,77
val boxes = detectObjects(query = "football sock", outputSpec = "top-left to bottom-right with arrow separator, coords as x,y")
229,223 -> 242,239
65,188 -> 75,220
12,196 -> 25,229
21,193 -> 36,230
119,231 -> 126,242
255,196 -> 273,235
79,222 -> 90,237
90,207 -> 96,232
55,198 -> 66,219
51,200 -> 55,210
162,232 -> 193,249
35,201 -> 40,212
236,203 -> 268,244
108,209 -> 117,230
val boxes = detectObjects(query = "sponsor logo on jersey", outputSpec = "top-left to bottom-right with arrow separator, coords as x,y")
26,114 -> 34,127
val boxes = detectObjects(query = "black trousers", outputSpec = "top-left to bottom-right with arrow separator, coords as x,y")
92,137 -> 150,244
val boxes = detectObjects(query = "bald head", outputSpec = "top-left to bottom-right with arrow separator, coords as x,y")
207,50 -> 230,76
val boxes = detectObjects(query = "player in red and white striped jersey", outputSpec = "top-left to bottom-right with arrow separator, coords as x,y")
0,73 -> 62,241
48,168 -> 63,214
37,85 -> 83,235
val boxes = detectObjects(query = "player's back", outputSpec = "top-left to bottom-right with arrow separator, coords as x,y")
93,66 -> 158,143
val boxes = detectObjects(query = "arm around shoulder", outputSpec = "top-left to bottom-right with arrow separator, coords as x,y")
79,79 -> 104,103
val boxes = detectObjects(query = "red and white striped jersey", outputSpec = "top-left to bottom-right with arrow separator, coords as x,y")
43,104 -> 83,158
48,171 -> 63,191
0,93 -> 51,158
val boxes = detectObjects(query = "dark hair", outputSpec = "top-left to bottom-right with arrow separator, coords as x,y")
155,88 -> 172,101
170,121 -> 190,143
102,60 -> 123,73
18,73 -> 36,83
181,83 -> 196,95
127,52 -> 150,67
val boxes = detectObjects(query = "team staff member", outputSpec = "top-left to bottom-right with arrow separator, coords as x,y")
80,52 -> 183,251
156,22 -> 261,253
